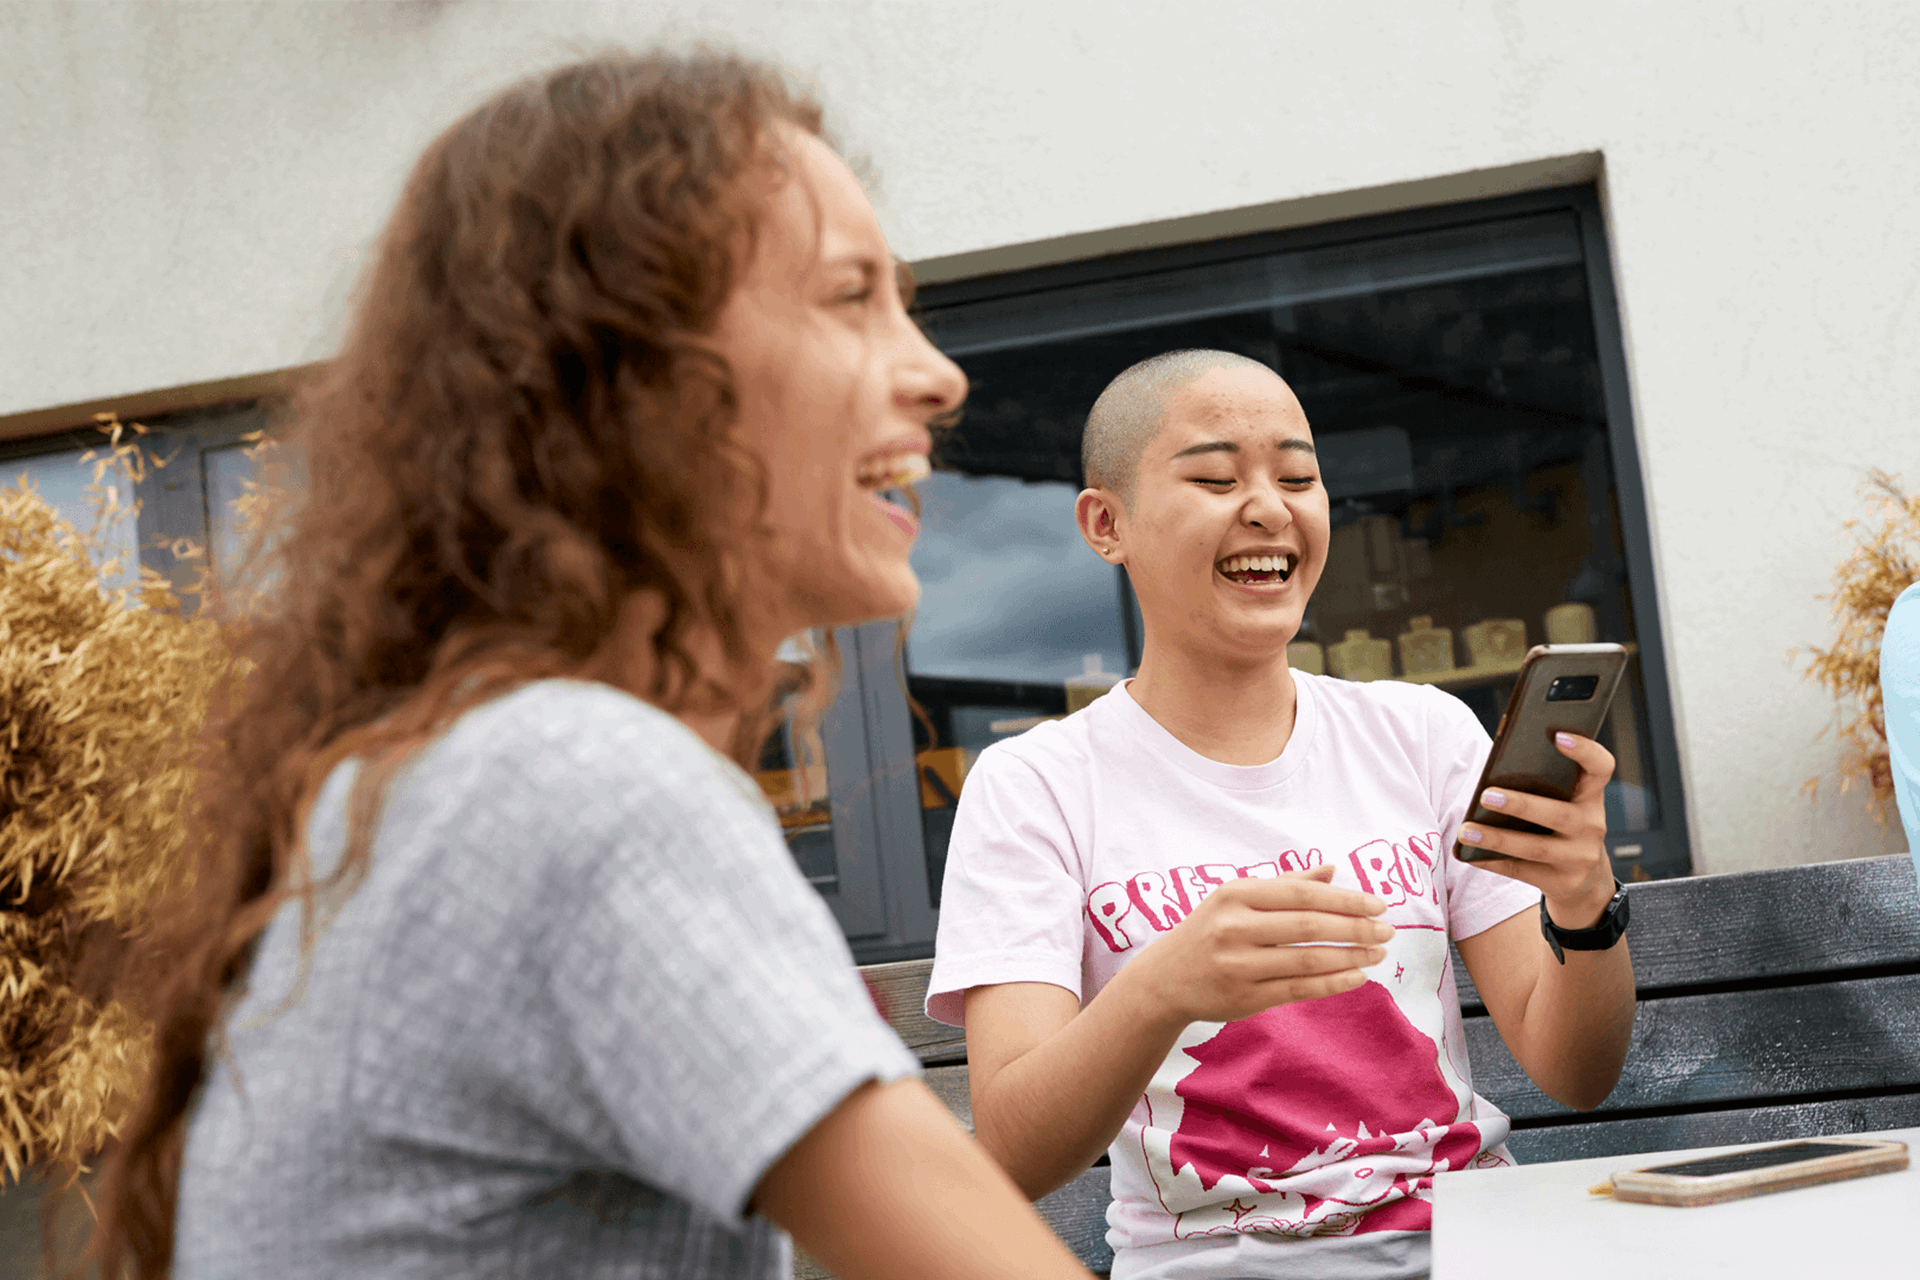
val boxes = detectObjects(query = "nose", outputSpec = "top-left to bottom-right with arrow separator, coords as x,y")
1242,476 -> 1295,532
894,320 -> 968,421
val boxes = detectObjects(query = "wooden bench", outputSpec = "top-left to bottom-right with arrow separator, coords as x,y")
804,853 -> 1920,1279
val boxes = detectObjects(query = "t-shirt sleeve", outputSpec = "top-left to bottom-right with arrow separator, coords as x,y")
925,742 -> 1088,1027
1423,688 -> 1543,940
366,684 -> 919,1229
549,737 -> 918,1224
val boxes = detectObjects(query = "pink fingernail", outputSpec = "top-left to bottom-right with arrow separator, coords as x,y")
1556,732 -> 1576,748
1482,790 -> 1507,809
1460,827 -> 1483,844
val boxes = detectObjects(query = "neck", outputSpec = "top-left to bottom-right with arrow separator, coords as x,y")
1126,633 -> 1301,766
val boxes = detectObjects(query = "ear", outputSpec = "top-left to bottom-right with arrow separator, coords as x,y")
1076,488 -> 1126,564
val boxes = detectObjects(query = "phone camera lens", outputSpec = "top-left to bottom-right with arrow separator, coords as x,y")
1546,675 -> 1600,702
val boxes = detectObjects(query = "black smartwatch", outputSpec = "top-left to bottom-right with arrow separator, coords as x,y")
1540,880 -> 1630,964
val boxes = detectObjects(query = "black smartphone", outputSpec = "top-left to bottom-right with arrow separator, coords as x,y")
1452,643 -> 1629,863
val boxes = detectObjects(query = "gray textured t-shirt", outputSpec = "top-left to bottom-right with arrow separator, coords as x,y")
176,679 -> 919,1278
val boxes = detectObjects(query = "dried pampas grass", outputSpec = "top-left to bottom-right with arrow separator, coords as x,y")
0,419 -> 243,1185
1802,470 -> 1920,810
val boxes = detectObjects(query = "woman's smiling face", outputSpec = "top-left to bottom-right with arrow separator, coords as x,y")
710,128 -> 967,639
1108,364 -> 1331,662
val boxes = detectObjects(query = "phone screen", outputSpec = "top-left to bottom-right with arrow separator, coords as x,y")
1640,1142 -> 1862,1178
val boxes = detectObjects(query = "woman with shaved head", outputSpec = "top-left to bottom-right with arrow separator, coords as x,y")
929,350 -> 1635,1279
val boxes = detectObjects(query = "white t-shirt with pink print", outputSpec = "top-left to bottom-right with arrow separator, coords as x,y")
927,671 -> 1541,1279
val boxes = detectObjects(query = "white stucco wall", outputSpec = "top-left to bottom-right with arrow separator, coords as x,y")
4,0 -> 1917,873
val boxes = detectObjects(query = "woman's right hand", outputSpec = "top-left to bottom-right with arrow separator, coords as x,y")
962,864 -> 1393,1204
1121,864 -> 1393,1028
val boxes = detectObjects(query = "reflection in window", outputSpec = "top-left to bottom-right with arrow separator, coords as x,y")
908,470 -> 1128,685
905,471 -> 1142,904
753,646 -> 839,893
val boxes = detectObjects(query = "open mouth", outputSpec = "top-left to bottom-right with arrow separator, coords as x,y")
1217,552 -> 1296,586
857,452 -> 931,496
857,452 -> 930,535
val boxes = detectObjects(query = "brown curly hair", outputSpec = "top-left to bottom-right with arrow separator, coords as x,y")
82,49 -> 826,1278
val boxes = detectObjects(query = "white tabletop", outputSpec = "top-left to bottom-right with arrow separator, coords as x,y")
1433,1127 -> 1919,1278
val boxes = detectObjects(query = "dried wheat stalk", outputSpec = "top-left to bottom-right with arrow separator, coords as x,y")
0,418 -> 243,1185
1802,470 -> 1920,810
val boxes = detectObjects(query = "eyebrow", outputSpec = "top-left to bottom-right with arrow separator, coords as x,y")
824,253 -> 881,280
1170,437 -> 1316,460
820,252 -> 916,308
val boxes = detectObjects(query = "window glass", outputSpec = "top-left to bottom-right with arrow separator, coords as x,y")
758,722 -> 839,891
911,205 -> 1680,883
755,653 -> 841,894
203,439 -> 285,600
3,446 -> 141,596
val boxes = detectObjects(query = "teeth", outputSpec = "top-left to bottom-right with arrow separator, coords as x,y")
1218,553 -> 1295,577
858,453 -> 931,490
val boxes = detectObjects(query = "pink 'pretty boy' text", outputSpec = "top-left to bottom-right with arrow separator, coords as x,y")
1084,833 -> 1445,954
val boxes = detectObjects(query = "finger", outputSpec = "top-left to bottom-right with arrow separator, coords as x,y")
1456,848 -> 1595,904
1252,966 -> 1373,1007
1554,732 -> 1617,803
1245,944 -> 1389,983
1478,786 -> 1579,839
1457,821 -> 1560,864
1241,910 -> 1396,948
1236,874 -> 1388,918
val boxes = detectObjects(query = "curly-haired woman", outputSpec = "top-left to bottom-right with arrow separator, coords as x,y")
85,52 -> 1095,1280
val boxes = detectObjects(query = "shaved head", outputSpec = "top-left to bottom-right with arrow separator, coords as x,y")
1082,349 -> 1280,504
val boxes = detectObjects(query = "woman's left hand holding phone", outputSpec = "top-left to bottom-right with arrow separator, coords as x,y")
1452,732 -> 1635,1112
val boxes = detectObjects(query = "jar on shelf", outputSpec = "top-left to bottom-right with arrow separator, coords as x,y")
1328,628 -> 1394,682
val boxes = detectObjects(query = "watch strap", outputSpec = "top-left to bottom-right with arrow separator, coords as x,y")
1540,879 -> 1630,965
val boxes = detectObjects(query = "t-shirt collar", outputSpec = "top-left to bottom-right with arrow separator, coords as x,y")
1097,671 -> 1320,791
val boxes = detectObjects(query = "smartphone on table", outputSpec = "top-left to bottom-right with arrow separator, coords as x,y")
1606,1137 -> 1909,1206
1452,643 -> 1629,864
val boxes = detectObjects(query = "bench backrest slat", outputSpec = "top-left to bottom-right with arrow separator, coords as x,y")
1505,1092 -> 1920,1165
1468,971 -> 1920,1119
861,960 -> 965,1064
1452,855 -> 1920,1009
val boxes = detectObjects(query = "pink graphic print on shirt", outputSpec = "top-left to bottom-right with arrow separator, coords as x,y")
1100,833 -> 1510,1240
1157,981 -> 1483,1238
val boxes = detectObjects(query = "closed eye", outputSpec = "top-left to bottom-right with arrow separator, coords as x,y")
1192,477 -> 1234,488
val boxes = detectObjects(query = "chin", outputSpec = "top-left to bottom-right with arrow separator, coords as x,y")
796,569 -> 919,631
856,571 -> 920,625
1215,611 -> 1307,656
